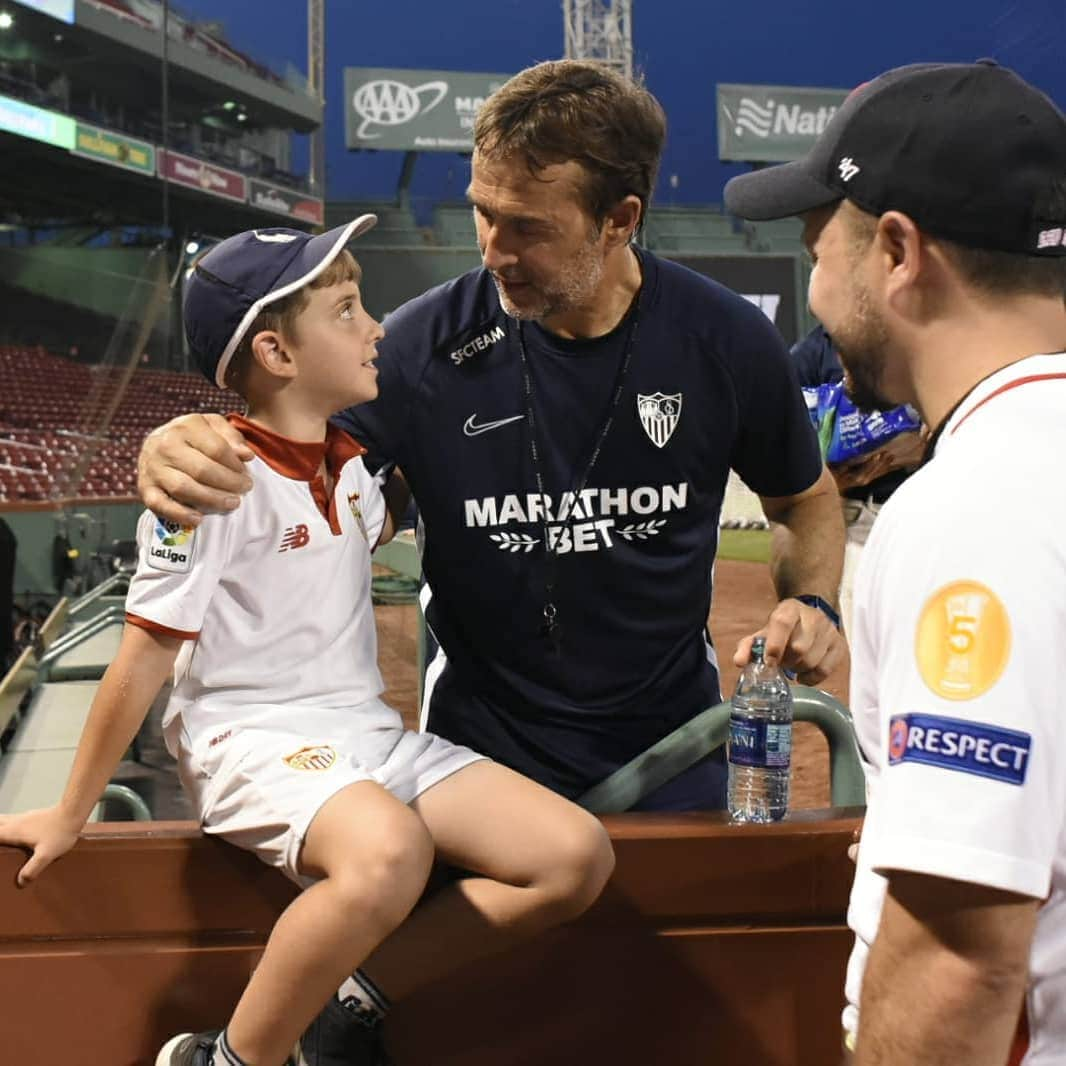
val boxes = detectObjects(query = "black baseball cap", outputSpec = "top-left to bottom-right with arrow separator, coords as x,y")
184,215 -> 377,388
724,61 -> 1066,256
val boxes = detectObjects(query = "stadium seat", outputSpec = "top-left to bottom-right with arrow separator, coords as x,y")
0,345 -> 236,502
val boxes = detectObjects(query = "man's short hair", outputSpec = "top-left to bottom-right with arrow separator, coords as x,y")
846,202 -> 1066,302
474,59 -> 666,230
225,250 -> 362,392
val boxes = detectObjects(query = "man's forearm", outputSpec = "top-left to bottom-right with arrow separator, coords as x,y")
855,875 -> 1036,1066
764,470 -> 844,604
380,467 -> 412,539
857,932 -> 1028,1065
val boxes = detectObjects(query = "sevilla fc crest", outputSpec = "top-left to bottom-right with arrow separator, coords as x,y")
637,392 -> 682,448
283,745 -> 337,772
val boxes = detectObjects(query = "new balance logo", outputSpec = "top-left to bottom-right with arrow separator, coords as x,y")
837,157 -> 860,182
278,524 -> 310,552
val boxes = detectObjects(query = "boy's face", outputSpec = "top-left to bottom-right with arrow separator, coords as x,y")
286,278 -> 384,409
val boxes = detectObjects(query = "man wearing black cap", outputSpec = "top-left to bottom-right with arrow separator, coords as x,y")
727,60 -> 1066,1065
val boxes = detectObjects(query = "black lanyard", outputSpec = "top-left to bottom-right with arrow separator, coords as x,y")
516,304 -> 641,650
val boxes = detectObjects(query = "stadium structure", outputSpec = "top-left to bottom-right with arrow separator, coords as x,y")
0,4 -> 857,1064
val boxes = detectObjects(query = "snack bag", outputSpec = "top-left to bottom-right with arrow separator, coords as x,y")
803,383 -> 921,464
802,382 -> 843,459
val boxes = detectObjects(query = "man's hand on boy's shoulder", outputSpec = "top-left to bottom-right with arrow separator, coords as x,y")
138,413 -> 255,526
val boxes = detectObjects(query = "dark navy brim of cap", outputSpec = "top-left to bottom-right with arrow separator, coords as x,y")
724,159 -> 842,221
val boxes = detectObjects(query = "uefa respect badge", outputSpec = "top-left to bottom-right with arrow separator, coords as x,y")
888,713 -> 1031,786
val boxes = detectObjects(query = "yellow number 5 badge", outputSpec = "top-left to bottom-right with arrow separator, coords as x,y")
915,580 -> 1011,700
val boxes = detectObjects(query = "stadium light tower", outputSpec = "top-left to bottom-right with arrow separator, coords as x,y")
308,0 -> 325,197
563,0 -> 633,80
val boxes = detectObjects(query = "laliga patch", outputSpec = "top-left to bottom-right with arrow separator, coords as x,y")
915,580 -> 1011,700
888,713 -> 1030,786
148,515 -> 196,572
283,745 -> 337,772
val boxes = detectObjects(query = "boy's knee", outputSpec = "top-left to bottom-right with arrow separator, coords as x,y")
544,815 -> 615,920
332,807 -> 434,927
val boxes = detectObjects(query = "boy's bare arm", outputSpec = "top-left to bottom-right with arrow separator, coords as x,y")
0,624 -> 183,886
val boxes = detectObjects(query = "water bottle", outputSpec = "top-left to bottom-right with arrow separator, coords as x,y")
727,635 -> 793,822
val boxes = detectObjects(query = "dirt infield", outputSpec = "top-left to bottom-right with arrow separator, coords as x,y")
376,558 -> 851,810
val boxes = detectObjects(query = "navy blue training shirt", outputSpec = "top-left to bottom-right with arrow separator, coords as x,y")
791,324 -> 909,504
336,250 -> 822,798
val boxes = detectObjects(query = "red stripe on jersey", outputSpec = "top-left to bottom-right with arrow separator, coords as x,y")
125,612 -> 199,641
952,373 -> 1066,435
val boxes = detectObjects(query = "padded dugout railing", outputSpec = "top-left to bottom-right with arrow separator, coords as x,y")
0,808 -> 861,1066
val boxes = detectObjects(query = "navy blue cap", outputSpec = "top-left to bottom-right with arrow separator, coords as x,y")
184,215 -> 377,388
724,61 -> 1066,256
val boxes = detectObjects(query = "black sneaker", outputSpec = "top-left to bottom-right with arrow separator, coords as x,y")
299,995 -> 394,1066
157,1030 -> 303,1066
155,1032 -> 218,1066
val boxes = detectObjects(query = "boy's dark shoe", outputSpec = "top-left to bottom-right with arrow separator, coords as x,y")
155,1032 -> 218,1066
157,1031 -> 301,1066
300,995 -> 394,1066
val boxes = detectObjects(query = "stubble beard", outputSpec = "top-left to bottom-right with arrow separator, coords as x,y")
492,234 -> 606,323
834,277 -> 895,412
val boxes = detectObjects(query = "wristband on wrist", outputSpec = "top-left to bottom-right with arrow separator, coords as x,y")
794,594 -> 841,631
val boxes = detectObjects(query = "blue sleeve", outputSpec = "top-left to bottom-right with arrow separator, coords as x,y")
790,325 -> 842,388
727,300 -> 823,497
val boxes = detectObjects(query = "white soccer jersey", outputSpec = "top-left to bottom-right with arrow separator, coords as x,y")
844,353 -> 1066,1063
124,415 -> 387,757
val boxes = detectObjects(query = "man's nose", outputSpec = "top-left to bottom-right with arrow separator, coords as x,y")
480,225 -> 517,273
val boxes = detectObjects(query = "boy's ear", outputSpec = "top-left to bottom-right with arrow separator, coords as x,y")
249,329 -> 297,379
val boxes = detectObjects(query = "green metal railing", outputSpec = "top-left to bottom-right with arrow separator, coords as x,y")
578,686 -> 864,814
97,783 -> 152,822
37,605 -> 126,682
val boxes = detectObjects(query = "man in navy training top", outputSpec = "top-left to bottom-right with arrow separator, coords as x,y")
792,323 -> 925,635
137,59 -> 847,814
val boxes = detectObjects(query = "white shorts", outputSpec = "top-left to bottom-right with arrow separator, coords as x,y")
177,697 -> 485,884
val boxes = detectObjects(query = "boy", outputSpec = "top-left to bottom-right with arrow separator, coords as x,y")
0,217 -> 614,1066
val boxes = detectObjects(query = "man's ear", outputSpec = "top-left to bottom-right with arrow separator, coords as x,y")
877,210 -> 927,311
877,211 -> 924,278
603,194 -> 643,247
249,329 -> 297,379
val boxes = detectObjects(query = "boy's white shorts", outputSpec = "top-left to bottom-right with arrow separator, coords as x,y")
177,697 -> 485,885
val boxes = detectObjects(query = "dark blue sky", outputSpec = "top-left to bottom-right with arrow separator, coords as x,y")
175,0 -> 1066,210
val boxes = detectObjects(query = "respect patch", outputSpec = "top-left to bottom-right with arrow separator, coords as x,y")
887,713 -> 1031,786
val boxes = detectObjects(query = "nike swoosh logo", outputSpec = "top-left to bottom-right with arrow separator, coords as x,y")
463,414 -> 525,437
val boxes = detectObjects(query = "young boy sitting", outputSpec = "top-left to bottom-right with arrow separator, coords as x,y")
0,217 -> 615,1066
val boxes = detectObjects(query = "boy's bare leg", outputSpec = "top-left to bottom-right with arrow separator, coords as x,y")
224,780 -> 434,1066
362,760 -> 614,999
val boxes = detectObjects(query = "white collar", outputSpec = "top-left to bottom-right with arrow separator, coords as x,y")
935,351 -> 1066,456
